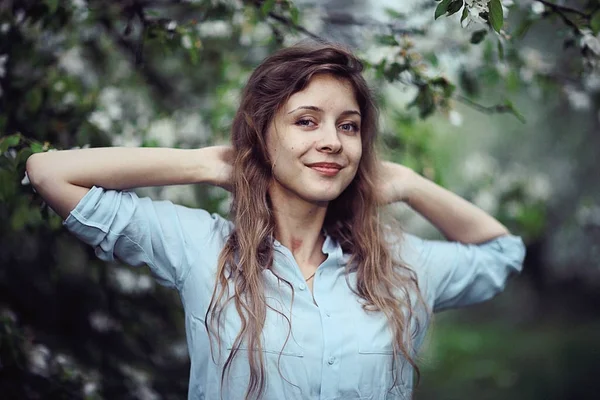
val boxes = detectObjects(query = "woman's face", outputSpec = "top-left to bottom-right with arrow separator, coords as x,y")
266,74 -> 363,206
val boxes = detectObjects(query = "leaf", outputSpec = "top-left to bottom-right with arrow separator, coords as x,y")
591,11 -> 600,35
497,39 -> 505,60
377,34 -> 399,46
447,0 -> 464,17
0,134 -> 21,153
435,0 -> 452,20
30,143 -> 44,154
16,148 -> 33,166
45,0 -> 59,14
384,62 -> 408,82
409,86 -> 436,119
384,8 -> 404,19
488,0 -> 504,33
470,29 -> 488,44
503,99 -> 526,123
461,7 -> 469,24
260,0 -> 276,16
290,6 -> 300,25
25,89 -> 43,113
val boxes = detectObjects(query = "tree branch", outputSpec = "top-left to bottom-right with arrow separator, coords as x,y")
267,11 -> 323,41
536,0 -> 588,34
455,94 -> 525,122
536,0 -> 588,18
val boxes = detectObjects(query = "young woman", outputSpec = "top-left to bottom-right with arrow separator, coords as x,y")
26,43 -> 525,400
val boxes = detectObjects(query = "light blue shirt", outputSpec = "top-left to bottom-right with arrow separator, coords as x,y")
64,186 -> 526,400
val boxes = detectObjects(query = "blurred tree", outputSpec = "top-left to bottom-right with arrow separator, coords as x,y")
1,0 -> 599,399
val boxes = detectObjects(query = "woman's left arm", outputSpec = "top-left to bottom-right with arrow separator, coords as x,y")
379,161 -> 509,243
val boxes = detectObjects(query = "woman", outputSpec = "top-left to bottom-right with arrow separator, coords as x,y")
26,42 -> 525,400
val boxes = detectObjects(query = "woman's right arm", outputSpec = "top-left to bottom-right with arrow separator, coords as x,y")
26,146 -> 232,219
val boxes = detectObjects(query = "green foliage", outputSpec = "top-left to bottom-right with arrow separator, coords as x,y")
488,0 -> 504,33
1,0 -> 599,398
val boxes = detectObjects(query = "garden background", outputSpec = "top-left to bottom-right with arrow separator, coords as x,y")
1,0 -> 599,399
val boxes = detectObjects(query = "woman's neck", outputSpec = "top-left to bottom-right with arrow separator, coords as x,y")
269,188 -> 328,267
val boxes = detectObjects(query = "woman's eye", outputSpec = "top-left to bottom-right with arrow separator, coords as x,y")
339,123 -> 359,132
295,119 -> 315,127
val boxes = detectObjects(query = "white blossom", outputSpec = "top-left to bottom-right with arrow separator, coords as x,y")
181,34 -> 193,49
462,0 -> 490,28
576,204 -> 600,227
564,85 -> 591,111
505,200 -> 522,218
198,20 -> 232,38
111,267 -> 154,294
89,311 -> 120,332
29,344 -> 51,376
531,1 -> 545,15
474,189 -> 499,213
462,152 -> 497,181
580,30 -> 600,56
83,382 -> 99,396
0,54 -> 8,78
147,118 -> 177,147
53,81 -> 66,92
449,109 -> 463,126
112,123 -> 142,147
0,23 -> 9,34
15,10 -> 25,24
89,110 -> 112,131
58,47 -> 87,77
170,341 -> 189,361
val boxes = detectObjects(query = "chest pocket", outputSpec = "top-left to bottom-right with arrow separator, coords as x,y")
355,309 -> 414,392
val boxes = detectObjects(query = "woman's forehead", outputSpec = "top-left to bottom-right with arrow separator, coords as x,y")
283,75 -> 359,115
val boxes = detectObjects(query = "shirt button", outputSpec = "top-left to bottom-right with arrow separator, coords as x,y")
298,283 -> 307,291
327,356 -> 336,365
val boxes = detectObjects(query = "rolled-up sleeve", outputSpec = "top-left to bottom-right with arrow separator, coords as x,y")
63,186 -> 229,289
403,234 -> 526,312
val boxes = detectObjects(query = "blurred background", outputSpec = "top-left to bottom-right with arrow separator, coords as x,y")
1,0 -> 599,399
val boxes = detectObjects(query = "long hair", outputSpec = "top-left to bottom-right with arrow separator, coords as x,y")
205,41 -> 427,399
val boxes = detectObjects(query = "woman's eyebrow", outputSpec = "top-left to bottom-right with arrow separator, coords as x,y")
287,105 -> 361,117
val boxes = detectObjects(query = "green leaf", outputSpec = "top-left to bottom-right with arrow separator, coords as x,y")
45,0 -> 59,14
470,29 -> 488,44
497,39 -> 505,60
514,17 -> 534,39
16,148 -> 33,166
260,0 -> 276,16
384,8 -> 404,19
30,143 -> 44,154
447,0 -> 464,17
488,0 -> 504,33
0,134 -> 21,153
461,7 -> 469,24
591,11 -> 600,35
503,99 -> 526,123
25,89 -> 43,113
435,0 -> 452,20
377,34 -> 399,46
290,6 -> 300,25
384,62 -> 408,82
409,86 -> 436,119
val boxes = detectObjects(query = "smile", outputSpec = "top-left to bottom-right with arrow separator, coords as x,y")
307,162 -> 343,177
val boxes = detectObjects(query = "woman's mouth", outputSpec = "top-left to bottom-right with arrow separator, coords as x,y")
307,162 -> 343,177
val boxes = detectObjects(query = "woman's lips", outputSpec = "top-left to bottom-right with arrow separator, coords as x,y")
307,163 -> 343,177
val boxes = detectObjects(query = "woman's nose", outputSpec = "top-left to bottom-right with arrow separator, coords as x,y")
317,125 -> 342,154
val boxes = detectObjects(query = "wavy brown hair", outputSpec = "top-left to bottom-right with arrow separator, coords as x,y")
205,41 -> 427,399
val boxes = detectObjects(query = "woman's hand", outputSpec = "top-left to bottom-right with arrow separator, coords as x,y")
376,161 -> 417,205
202,145 -> 234,191
377,159 -> 509,243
